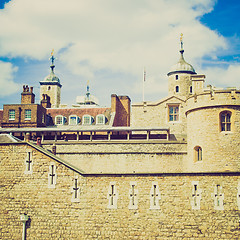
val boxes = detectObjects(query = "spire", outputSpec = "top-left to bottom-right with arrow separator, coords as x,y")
167,34 -> 196,76
50,49 -> 55,73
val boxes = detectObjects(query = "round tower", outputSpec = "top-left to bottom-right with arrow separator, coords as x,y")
39,50 -> 62,108
185,89 -> 240,172
167,34 -> 196,98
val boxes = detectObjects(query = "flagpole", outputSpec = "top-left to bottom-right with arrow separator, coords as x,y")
143,68 -> 146,103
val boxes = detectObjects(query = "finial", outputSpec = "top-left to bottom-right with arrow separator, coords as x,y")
49,49 -> 55,73
86,80 -> 90,99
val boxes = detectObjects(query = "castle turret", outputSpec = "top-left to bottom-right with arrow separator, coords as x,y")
167,34 -> 196,97
39,50 -> 62,108
185,89 -> 240,172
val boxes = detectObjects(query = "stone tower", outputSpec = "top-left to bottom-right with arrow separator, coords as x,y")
167,34 -> 196,98
39,51 -> 62,108
185,88 -> 240,172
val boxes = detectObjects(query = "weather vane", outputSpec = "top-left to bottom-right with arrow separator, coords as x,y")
50,49 -> 55,66
180,33 -> 183,49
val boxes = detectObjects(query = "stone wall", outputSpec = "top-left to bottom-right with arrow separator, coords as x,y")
1,143 -> 240,239
131,97 -> 187,140
42,141 -> 187,173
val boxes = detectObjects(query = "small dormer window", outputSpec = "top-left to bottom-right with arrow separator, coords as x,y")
69,115 -> 79,125
55,115 -> 64,125
96,114 -> 106,125
83,115 -> 93,125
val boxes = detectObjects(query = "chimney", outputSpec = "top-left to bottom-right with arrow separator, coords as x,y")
111,94 -> 131,127
21,85 -> 35,104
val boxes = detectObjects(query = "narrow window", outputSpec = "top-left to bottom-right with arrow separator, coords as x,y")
150,182 -> 161,209
190,86 -> 192,93
48,163 -> 57,188
176,75 -> 178,80
176,86 -> 179,93
24,150 -> 33,174
213,184 -> 224,210
25,109 -> 31,120
129,182 -> 138,209
168,105 -> 179,122
220,111 -> 231,132
107,182 -> 118,209
194,146 -> 202,162
71,176 -> 80,202
48,86 -> 51,90
191,181 -> 201,210
9,109 -> 15,120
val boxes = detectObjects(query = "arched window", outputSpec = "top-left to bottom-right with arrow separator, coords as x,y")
190,86 -> 192,94
176,86 -> 179,93
175,75 -> 178,80
96,114 -> 106,125
220,111 -> 231,131
83,115 -> 93,125
194,146 -> 202,162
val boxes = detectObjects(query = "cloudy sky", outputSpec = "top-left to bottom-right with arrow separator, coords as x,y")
0,0 -> 240,108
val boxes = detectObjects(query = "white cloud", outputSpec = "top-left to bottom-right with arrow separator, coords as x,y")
0,0 -> 238,104
203,64 -> 240,89
0,61 -> 20,97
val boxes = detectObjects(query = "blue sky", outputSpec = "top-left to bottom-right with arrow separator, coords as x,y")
0,0 -> 240,108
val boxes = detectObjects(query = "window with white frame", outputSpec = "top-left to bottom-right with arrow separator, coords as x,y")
55,115 -> 64,125
168,105 -> 179,122
83,115 -> 93,125
107,182 -> 118,209
9,109 -> 15,120
96,114 -> 105,125
69,115 -> 79,125
25,109 -> 31,120
24,150 -> 33,174
129,181 -> 138,209
212,184 -> 224,210
191,181 -> 202,210
71,176 -> 80,202
48,163 -> 57,188
150,182 -> 161,209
